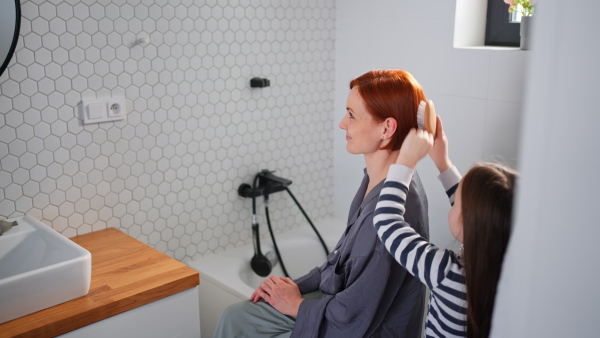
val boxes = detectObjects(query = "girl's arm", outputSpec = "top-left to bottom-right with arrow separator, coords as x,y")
427,115 -> 461,205
438,165 -> 461,206
429,116 -> 453,174
374,165 -> 462,290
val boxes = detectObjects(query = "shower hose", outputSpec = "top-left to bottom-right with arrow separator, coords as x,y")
263,188 -> 330,278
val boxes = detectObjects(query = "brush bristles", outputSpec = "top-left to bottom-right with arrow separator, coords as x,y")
416,100 -> 426,130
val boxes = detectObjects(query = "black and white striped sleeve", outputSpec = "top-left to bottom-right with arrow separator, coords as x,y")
374,164 -> 461,290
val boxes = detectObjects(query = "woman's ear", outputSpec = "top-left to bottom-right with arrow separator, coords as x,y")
383,117 -> 397,139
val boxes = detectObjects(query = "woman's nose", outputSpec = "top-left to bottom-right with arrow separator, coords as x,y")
339,115 -> 347,130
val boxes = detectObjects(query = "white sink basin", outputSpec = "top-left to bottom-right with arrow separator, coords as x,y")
0,215 -> 91,324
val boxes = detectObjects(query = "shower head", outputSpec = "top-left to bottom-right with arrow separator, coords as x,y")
240,170 -> 293,277
251,253 -> 272,277
251,223 -> 272,277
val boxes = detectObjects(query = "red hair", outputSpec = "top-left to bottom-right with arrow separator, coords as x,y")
349,69 -> 425,151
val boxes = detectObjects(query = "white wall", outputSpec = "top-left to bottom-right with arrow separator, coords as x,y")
491,1 -> 600,336
0,1 -> 336,262
334,0 -> 526,248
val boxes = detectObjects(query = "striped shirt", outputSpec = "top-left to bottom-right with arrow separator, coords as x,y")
374,164 -> 467,338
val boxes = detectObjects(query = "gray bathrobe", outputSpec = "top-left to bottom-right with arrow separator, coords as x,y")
292,169 -> 429,338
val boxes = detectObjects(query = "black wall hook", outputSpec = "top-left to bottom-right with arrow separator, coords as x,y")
250,77 -> 270,88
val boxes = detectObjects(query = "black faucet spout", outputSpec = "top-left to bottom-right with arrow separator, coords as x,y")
0,220 -> 18,235
258,170 -> 292,195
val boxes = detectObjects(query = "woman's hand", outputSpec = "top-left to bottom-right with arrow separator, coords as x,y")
249,282 -> 265,303
428,116 -> 453,173
397,128 -> 434,169
250,275 -> 304,317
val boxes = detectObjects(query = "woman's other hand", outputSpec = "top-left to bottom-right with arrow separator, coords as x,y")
251,275 -> 304,317
428,116 -> 453,173
396,128 -> 433,169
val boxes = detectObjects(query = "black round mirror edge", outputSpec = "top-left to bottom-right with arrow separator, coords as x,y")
0,0 -> 22,77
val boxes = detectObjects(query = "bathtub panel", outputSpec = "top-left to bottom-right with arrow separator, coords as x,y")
189,217 -> 346,338
198,278 -> 245,338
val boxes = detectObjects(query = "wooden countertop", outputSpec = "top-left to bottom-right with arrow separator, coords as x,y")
0,228 -> 200,338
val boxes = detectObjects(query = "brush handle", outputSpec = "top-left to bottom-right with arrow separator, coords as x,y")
424,100 -> 437,138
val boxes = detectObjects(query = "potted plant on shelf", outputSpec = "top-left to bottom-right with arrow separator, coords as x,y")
504,0 -> 536,49
504,0 -> 535,16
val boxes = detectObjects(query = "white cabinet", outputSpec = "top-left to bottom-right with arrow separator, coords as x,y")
59,287 -> 200,338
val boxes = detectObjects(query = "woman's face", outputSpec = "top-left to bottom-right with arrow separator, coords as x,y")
448,181 -> 464,243
339,87 -> 384,155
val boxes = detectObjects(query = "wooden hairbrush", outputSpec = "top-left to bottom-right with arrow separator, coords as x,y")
416,100 -> 437,137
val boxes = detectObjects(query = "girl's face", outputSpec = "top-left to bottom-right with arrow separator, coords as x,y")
449,181 -> 464,242
339,87 -> 384,155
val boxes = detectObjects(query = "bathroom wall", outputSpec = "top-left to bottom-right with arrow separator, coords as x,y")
0,0 -> 336,261
334,0 -> 526,248
492,1 -> 600,336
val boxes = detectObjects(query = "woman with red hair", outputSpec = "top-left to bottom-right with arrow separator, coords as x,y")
214,69 -> 430,337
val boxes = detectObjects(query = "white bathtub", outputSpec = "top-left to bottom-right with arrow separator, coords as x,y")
187,216 -> 346,338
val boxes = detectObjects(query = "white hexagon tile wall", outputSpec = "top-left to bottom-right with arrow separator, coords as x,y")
0,0 -> 336,262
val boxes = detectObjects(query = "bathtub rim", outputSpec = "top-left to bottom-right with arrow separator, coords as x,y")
186,216 -> 346,299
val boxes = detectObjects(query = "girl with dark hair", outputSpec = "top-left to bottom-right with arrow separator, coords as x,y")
374,118 -> 517,338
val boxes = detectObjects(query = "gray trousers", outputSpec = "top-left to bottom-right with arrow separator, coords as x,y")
213,300 -> 295,338
213,292 -> 323,338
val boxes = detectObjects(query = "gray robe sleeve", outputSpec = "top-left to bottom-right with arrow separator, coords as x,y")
290,170 -> 428,338
292,213 -> 398,338
295,266 -> 322,294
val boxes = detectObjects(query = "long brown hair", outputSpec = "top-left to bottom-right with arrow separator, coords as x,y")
461,162 -> 517,338
349,69 -> 425,151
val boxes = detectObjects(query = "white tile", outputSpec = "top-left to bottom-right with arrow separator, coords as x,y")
15,48 -> 35,67
62,160 -> 79,176
11,95 -> 30,113
42,33 -> 60,51
49,189 -> 66,206
37,78 -> 55,95
53,148 -> 69,164
66,18 -> 84,36
89,3 -> 105,21
31,17 -> 50,36
51,120 -> 67,136
1,79 -> 20,98
39,177 -> 57,194
32,193 -> 49,209
11,168 -> 30,185
30,93 -> 48,110
47,162 -> 64,179
5,111 -> 24,128
72,3 -> 89,20
18,152 -> 37,169
23,181 -> 41,197
27,63 -> 45,81
47,92 -> 65,108
8,64 -> 28,82
56,3 -> 73,20
29,165 -> 47,183
0,0 -> 338,260
39,2 -> 57,21
7,141 -> 26,161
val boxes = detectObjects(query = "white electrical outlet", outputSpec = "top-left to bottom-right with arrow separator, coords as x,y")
79,97 -> 127,124
107,98 -> 126,117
